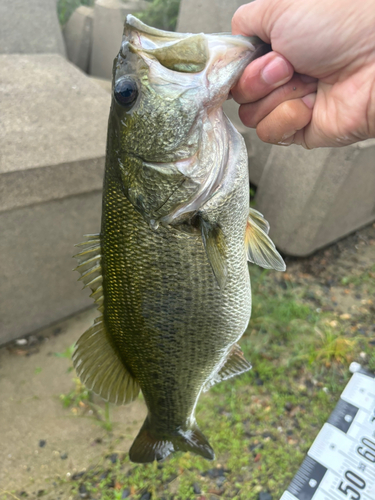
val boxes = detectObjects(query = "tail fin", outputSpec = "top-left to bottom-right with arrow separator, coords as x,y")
129,417 -> 215,463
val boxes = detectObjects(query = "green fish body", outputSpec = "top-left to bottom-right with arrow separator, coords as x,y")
73,16 -> 285,463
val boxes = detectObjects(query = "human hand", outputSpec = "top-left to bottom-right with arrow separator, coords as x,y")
231,0 -> 375,148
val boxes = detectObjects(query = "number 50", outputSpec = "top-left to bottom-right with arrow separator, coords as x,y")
338,471 -> 366,500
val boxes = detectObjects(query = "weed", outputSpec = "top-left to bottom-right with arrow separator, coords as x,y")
134,0 -> 181,31
57,0 -> 94,25
56,350 -> 114,431
311,328 -> 358,366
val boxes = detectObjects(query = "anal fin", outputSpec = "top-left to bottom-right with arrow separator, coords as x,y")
72,316 -> 140,405
204,343 -> 251,391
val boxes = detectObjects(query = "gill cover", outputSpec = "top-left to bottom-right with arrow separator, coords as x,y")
113,16 -> 269,223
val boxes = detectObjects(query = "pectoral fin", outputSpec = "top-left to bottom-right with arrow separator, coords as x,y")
199,217 -> 228,290
72,317 -> 140,405
245,212 -> 286,271
204,343 -> 252,391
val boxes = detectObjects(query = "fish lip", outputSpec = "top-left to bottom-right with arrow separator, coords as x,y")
125,14 -> 187,40
125,14 -> 268,54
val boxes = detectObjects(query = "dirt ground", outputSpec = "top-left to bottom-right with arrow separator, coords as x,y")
0,222 -> 374,499
0,309 -> 146,498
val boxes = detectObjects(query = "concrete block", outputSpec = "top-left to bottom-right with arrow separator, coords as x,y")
0,0 -> 66,56
255,140 -> 375,256
90,0 -> 147,79
0,194 -> 102,346
63,6 -> 94,73
0,54 -> 111,345
177,0 -> 248,33
90,76 -> 112,93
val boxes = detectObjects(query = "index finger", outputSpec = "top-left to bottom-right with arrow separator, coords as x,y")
231,51 -> 294,104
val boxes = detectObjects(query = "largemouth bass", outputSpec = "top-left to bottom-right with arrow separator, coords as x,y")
73,16 -> 285,463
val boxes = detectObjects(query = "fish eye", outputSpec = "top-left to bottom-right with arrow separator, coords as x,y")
114,77 -> 138,107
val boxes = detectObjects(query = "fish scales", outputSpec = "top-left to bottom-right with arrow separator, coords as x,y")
73,16 -> 285,463
102,129 -> 251,424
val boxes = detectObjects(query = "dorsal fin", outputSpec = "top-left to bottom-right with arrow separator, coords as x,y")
204,343 -> 251,391
72,234 -> 139,404
73,234 -> 104,312
72,317 -> 140,405
245,212 -> 286,272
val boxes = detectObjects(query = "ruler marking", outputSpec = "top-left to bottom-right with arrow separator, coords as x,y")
281,367 -> 375,500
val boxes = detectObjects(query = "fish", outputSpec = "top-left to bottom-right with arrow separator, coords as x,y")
72,15 -> 285,464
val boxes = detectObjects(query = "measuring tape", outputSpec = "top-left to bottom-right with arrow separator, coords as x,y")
280,363 -> 375,500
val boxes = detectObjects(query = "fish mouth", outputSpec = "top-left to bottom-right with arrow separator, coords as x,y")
123,15 -> 270,77
125,14 -> 267,50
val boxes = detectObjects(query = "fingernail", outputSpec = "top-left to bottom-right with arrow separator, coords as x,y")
300,74 -> 318,83
302,93 -> 317,109
281,131 -> 295,143
261,56 -> 291,85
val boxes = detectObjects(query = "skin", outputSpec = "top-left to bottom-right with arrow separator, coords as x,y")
231,0 -> 375,148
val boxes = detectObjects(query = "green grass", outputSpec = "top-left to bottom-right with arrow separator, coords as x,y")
134,0 -> 181,31
57,0 -> 94,25
341,264 -> 375,292
57,0 -> 182,31
50,262 -> 375,499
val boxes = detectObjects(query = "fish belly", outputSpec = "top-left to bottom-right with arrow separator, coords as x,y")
101,168 -> 251,433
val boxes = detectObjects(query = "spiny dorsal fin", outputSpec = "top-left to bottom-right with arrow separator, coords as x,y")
72,317 -> 140,405
200,217 -> 228,290
204,343 -> 251,392
245,213 -> 286,272
73,234 -> 104,310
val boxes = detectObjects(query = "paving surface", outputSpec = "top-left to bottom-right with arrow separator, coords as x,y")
0,308 -> 146,496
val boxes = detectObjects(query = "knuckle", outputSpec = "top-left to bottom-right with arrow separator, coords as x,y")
231,5 -> 247,31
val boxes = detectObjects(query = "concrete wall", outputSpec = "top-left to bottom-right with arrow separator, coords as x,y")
177,0 -> 246,33
63,6 -> 94,73
0,54 -> 111,345
90,0 -> 148,79
0,0 -> 66,55
256,140 -> 375,256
